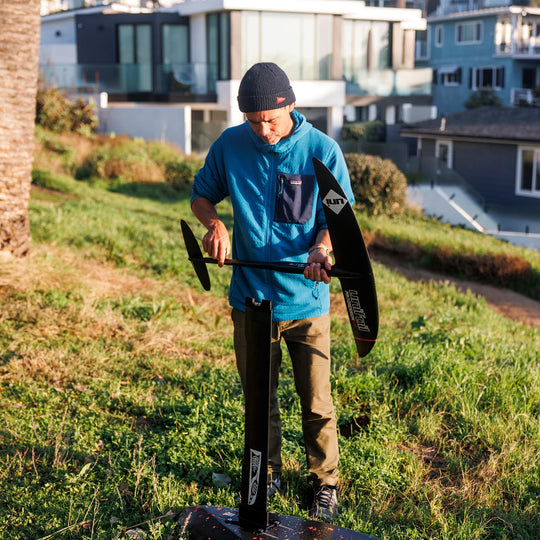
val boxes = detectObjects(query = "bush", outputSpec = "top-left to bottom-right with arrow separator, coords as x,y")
345,153 -> 408,217
164,155 -> 204,189
430,248 -> 533,287
464,90 -> 502,109
76,136 -> 166,183
342,121 -> 384,142
36,84 -> 98,135
75,135 -> 202,187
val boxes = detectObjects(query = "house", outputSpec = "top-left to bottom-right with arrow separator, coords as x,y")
39,0 -> 432,153
416,3 -> 540,115
401,106 -> 540,218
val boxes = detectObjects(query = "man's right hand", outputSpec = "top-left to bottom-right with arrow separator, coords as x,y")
191,197 -> 232,267
202,220 -> 231,267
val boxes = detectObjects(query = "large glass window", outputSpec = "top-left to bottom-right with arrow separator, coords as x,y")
162,24 -> 189,65
117,24 -> 152,92
241,12 -> 332,80
517,147 -> 540,197
160,24 -> 190,93
343,19 -> 390,84
208,12 -> 230,84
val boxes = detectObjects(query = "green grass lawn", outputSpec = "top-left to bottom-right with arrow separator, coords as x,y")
1,173 -> 539,539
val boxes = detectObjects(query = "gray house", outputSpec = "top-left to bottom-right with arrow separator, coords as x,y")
401,106 -> 540,216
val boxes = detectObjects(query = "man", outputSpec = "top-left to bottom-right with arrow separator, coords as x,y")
190,62 -> 353,520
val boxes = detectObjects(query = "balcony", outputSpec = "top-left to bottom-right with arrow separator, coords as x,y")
39,62 -> 218,99
496,39 -> 540,58
511,88 -> 540,107
345,67 -> 432,97
495,14 -> 540,58
40,0 -> 149,16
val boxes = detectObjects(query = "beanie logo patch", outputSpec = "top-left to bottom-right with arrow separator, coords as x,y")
276,96 -> 286,105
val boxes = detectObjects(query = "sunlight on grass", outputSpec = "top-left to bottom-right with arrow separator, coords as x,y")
0,145 -> 538,539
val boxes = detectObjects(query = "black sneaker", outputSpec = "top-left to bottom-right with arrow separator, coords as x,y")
309,485 -> 338,520
267,475 -> 281,500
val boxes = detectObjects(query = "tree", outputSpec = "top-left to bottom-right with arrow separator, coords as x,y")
0,1 -> 41,259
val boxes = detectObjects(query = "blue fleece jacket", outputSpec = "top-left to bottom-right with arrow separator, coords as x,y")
191,110 -> 353,321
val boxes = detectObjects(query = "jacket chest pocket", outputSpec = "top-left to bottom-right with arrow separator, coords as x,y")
274,173 -> 315,225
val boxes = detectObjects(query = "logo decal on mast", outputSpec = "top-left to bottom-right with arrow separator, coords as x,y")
322,189 -> 347,215
248,448 -> 262,505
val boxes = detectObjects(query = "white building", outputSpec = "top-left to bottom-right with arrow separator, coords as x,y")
40,0 -> 431,153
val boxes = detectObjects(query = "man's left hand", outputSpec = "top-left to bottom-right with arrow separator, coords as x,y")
304,249 -> 332,284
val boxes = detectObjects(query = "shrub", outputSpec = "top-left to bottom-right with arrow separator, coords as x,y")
464,90 -> 502,109
342,121 -> 384,142
430,248 -> 534,289
36,84 -> 98,135
345,153 -> 408,217
76,136 -> 165,183
146,140 -> 204,189
75,135 -> 202,187
164,155 -> 204,190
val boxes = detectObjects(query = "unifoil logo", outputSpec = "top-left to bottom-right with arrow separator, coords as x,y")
344,289 -> 370,332
248,448 -> 261,505
322,189 -> 347,215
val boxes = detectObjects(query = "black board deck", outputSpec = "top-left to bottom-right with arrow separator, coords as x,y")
179,506 -> 380,540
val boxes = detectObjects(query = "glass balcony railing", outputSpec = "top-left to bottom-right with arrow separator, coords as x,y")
155,63 -> 218,94
345,67 -> 432,96
40,62 -> 432,99
39,63 -> 218,95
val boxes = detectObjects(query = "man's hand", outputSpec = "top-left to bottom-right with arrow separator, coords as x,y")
191,197 -> 231,267
304,245 -> 332,284
203,220 -> 231,267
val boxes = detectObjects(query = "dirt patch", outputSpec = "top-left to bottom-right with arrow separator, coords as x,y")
373,251 -> 540,328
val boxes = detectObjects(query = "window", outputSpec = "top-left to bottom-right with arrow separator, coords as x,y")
495,18 -> 512,53
436,140 -> 453,169
439,66 -> 461,86
342,19 -> 390,83
416,29 -> 428,60
207,13 -> 230,83
162,24 -> 189,66
471,66 -> 505,90
456,21 -> 482,44
117,24 -> 152,92
242,12 -> 332,80
517,147 -> 540,197
435,25 -> 443,47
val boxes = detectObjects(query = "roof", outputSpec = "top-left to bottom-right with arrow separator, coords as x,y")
401,106 -> 540,143
428,6 -> 540,23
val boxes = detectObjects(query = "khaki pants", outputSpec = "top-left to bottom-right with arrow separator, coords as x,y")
232,308 -> 339,488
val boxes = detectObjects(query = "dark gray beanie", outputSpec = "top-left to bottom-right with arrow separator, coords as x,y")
237,62 -> 296,113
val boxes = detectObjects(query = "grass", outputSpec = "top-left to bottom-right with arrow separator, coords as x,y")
1,143 -> 539,538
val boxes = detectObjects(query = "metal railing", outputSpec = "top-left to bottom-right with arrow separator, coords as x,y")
496,39 -> 540,57
511,88 -> 540,107
41,0 -> 144,15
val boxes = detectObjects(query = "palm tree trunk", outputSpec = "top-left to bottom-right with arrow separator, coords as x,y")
0,1 -> 41,259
